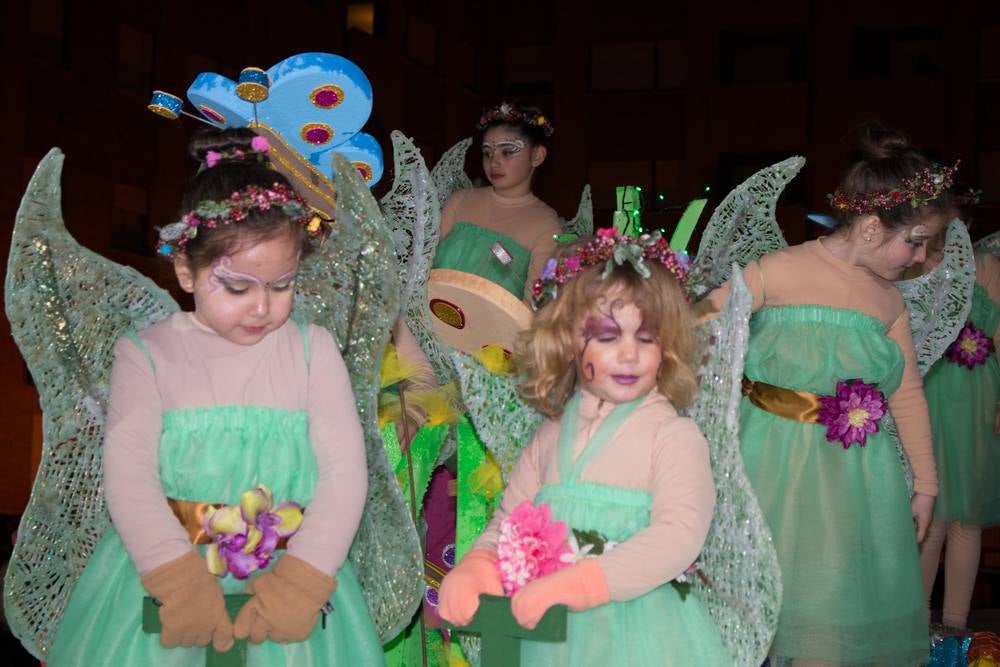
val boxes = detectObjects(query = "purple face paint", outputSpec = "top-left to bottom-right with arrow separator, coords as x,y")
208,256 -> 297,293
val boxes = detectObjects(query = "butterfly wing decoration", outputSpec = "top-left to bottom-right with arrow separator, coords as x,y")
3,149 -> 180,660
561,184 -> 593,240
685,268 -> 781,666
292,153 -> 423,641
687,157 -> 805,300
430,137 -> 473,209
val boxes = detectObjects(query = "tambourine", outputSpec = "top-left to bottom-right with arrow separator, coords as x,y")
427,269 -> 533,355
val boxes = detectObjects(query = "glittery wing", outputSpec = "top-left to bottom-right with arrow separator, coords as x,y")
292,152 -> 422,641
430,137 -> 473,207
448,351 -> 544,478
561,184 -> 593,239
685,267 -> 781,666
687,157 -> 804,300
895,219 -> 975,376
974,229 -> 1000,257
3,149 -> 179,660
380,131 -> 456,386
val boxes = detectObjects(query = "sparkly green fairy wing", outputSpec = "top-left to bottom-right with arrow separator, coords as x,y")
3,149 -> 179,661
974,229 -> 1000,257
293,152 -> 422,642
895,219 -> 974,376
561,185 -> 593,239
448,351 -> 543,478
381,131 -> 458,386
685,267 -> 781,666
430,137 -> 473,208
687,156 -> 804,300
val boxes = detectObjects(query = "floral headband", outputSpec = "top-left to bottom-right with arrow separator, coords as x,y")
202,135 -> 271,169
156,183 -> 320,258
476,101 -> 554,138
532,228 -> 690,309
827,160 -> 959,215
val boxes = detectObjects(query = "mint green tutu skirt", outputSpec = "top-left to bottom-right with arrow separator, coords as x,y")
48,406 -> 383,666
741,306 -> 927,666
924,284 -> 1000,526
519,482 -> 730,666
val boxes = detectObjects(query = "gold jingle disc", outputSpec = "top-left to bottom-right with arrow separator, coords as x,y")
428,269 -> 533,355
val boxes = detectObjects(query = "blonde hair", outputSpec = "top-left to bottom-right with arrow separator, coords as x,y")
515,258 -> 698,418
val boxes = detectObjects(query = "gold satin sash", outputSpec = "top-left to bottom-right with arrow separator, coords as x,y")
741,376 -> 823,423
167,498 -> 292,548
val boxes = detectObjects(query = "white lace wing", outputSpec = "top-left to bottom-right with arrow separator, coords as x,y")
685,267 -> 781,666
293,152 -> 423,641
430,137 -> 473,208
974,229 -> 1000,257
687,156 -> 804,300
448,351 -> 543,478
561,184 -> 593,239
895,219 -> 975,376
3,149 -> 179,660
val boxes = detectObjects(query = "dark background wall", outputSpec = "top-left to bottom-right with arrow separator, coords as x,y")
0,0 -> 995,515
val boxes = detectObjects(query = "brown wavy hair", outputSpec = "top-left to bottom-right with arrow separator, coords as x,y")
515,253 -> 698,418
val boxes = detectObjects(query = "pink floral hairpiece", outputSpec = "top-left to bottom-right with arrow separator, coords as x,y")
476,101 -> 554,138
532,228 -> 690,309
204,135 -> 271,169
827,160 -> 959,216
156,182 -> 320,258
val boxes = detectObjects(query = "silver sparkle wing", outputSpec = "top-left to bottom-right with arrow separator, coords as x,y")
561,185 -> 593,239
687,157 -> 804,300
974,229 -> 1000,257
685,267 -> 781,666
293,152 -> 423,641
895,219 -> 975,376
430,137 -> 473,209
3,149 -> 180,660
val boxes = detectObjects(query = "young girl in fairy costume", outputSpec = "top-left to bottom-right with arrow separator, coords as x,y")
46,129 -> 384,666
918,190 -> 1000,633
438,230 -> 731,664
433,101 -> 561,302
703,125 -> 950,665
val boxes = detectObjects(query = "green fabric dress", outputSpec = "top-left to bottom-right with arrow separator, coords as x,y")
47,337 -> 384,666
520,392 -> 730,666
432,222 -> 531,298
924,282 -> 1000,526
740,305 -> 927,665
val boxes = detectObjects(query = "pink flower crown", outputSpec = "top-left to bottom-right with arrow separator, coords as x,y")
476,101 -> 554,138
156,183 -> 321,258
202,135 -> 271,169
531,229 -> 690,309
827,160 -> 959,216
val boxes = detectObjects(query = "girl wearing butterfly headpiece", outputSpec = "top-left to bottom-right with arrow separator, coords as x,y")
438,230 -> 731,664
46,128 -> 384,666
915,191 -> 1000,635
701,123 -> 952,665
433,101 -> 561,302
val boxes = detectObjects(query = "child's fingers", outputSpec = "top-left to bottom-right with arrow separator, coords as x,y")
233,598 -> 260,641
213,616 -> 235,652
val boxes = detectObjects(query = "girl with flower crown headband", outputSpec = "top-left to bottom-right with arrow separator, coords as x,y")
700,123 -> 951,665
915,195 -> 1000,637
41,128 -> 386,666
438,230 -> 733,664
432,100 -> 561,302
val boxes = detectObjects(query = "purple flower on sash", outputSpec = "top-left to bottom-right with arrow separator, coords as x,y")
817,379 -> 887,449
945,323 -> 992,369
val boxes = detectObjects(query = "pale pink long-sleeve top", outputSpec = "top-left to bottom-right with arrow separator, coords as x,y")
473,389 -> 715,601
976,252 -> 1000,352
102,312 -> 367,577
703,239 -> 939,496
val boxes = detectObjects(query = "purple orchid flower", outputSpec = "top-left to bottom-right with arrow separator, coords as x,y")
817,379 -> 887,449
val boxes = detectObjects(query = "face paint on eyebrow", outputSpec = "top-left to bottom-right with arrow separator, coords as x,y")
208,256 -> 262,293
582,316 -> 621,340
268,268 -> 298,288
482,138 -> 526,153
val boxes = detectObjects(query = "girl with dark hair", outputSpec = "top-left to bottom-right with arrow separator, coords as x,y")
46,128 -> 384,666
433,101 -> 561,302
702,123 -> 952,665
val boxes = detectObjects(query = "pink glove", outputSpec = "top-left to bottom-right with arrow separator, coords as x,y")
511,559 -> 610,629
438,549 -> 504,626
